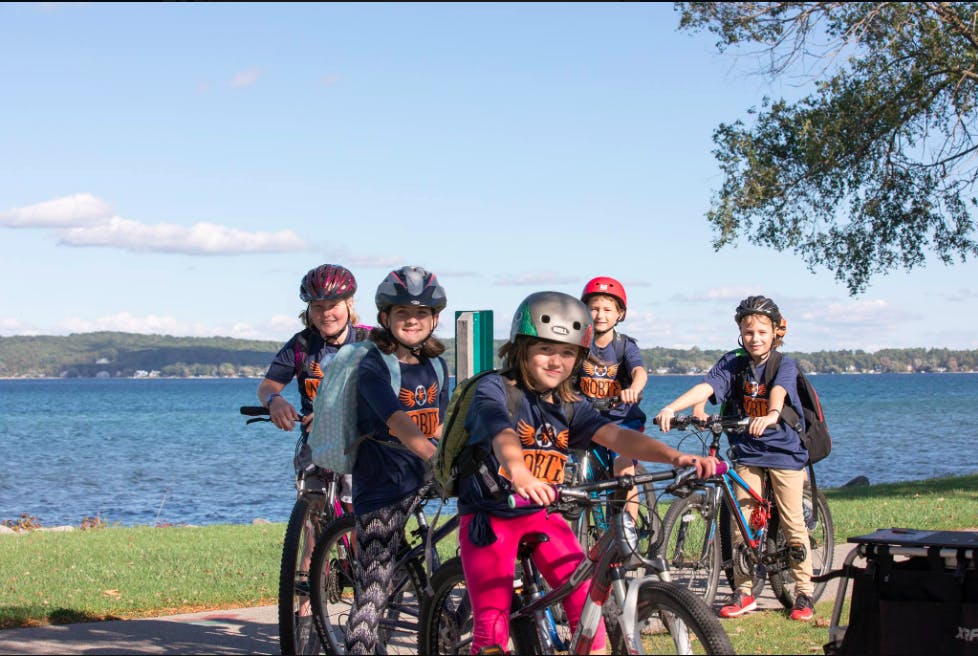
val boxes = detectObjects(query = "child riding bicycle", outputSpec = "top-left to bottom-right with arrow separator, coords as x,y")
654,295 -> 816,621
455,291 -> 716,654
257,263 -> 369,505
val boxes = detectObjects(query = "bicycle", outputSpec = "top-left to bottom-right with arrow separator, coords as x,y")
565,395 -> 662,555
241,405 -> 347,656
418,468 -> 735,655
309,480 -> 460,655
657,414 -> 835,609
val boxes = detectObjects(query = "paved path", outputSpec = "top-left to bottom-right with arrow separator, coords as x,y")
0,543 -> 858,655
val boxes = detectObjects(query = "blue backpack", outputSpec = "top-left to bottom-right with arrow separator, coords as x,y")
308,341 -> 445,474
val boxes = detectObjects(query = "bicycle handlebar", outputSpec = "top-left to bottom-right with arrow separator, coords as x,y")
507,463 -> 727,510
240,405 -> 305,425
654,414 -> 750,434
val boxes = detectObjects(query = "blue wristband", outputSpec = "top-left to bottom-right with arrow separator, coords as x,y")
266,393 -> 283,407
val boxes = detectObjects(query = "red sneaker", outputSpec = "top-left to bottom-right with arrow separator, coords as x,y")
790,593 -> 815,621
719,591 -> 757,618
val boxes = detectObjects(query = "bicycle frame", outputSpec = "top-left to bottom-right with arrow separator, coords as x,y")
511,475 -> 688,655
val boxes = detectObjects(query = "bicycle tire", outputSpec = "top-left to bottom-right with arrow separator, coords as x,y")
309,512 -> 356,655
418,557 -> 471,655
658,491 -> 722,605
311,512 -> 427,655
280,495 -> 327,656
768,484 -> 835,608
606,580 -> 735,655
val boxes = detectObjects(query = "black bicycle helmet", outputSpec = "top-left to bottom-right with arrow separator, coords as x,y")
299,264 -> 357,302
735,295 -> 787,345
375,266 -> 447,313
510,291 -> 594,353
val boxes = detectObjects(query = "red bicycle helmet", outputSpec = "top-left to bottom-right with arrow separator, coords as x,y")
299,264 -> 357,302
581,276 -> 627,319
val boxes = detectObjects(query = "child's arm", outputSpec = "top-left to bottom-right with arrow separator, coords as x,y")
747,384 -> 787,437
592,424 -> 717,479
654,382 -> 716,431
386,411 -> 438,460
493,429 -> 556,506
621,365 -> 648,405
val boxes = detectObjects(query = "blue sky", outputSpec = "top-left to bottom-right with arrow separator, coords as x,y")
3,2 -> 977,353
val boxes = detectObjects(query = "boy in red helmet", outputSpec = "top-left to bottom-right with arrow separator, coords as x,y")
577,277 -> 649,518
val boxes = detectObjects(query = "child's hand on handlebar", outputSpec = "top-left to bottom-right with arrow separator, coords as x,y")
268,395 -> 301,431
672,453 -> 718,479
654,408 -> 676,432
510,469 -> 556,507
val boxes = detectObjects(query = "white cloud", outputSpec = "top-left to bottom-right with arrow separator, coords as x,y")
493,271 -> 578,286
0,193 -> 112,228
672,286 -> 764,303
0,318 -> 40,336
230,68 -> 262,88
57,217 -> 308,254
57,312 -> 288,340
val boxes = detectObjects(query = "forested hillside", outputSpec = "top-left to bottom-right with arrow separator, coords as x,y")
0,332 -> 975,378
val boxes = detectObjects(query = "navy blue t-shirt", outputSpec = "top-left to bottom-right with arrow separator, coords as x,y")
457,373 -> 611,518
704,350 -> 808,470
352,348 -> 448,515
578,333 -> 647,426
264,324 -> 363,415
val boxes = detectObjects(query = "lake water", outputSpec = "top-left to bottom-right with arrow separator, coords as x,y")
1,374 -> 976,527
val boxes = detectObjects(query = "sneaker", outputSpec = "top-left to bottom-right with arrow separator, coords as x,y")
790,593 -> 814,621
719,591 -> 757,618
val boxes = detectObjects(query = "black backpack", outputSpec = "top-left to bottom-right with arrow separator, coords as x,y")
734,350 -> 832,464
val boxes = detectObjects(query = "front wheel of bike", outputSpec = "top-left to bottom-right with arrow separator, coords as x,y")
607,580 -> 734,655
659,491 -> 722,605
768,484 -> 835,608
280,495 -> 327,656
418,557 -> 471,655
309,512 -> 356,655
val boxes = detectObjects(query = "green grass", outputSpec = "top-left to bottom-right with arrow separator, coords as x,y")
0,524 -> 280,628
2,472 -> 976,651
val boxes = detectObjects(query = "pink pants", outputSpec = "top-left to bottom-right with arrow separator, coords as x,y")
459,510 -> 607,654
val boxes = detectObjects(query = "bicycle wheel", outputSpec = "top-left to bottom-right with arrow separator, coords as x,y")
310,513 -> 355,654
606,580 -> 734,655
768,483 -> 835,608
312,512 -> 427,655
418,557 -> 471,655
570,459 -> 661,557
658,491 -> 722,605
280,495 -> 328,656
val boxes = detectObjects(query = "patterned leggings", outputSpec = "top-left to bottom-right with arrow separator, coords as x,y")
345,494 -> 416,655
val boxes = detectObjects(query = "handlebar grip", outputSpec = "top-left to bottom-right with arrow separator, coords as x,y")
240,406 -> 269,416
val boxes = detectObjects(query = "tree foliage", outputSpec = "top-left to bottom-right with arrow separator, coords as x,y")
677,2 -> 978,293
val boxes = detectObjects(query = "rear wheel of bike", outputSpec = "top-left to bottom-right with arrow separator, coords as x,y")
607,580 -> 734,655
768,483 -> 835,608
280,494 -> 327,656
659,491 -> 721,605
310,512 -> 355,654
418,557 -> 471,655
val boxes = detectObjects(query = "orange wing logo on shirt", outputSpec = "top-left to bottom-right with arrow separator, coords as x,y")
516,419 -> 569,449
741,380 -> 770,417
582,360 -> 619,379
398,387 -> 416,408
398,382 -> 440,409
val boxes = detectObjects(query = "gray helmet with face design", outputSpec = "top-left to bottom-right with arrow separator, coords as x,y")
509,291 -> 594,352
